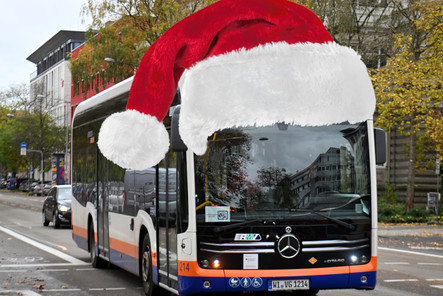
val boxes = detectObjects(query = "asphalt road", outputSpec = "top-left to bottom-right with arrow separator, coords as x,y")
0,189 -> 442,296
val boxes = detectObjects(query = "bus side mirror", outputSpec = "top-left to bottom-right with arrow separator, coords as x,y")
171,105 -> 188,152
374,128 -> 386,165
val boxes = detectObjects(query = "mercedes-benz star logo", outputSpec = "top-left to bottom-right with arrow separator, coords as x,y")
277,233 -> 300,259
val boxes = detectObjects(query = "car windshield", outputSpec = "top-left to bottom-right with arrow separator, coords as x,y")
195,122 -> 371,223
58,188 -> 72,201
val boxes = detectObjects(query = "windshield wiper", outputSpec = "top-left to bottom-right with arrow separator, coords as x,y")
291,209 -> 356,231
213,219 -> 265,233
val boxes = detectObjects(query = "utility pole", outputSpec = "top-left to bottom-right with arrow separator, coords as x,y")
27,149 -> 44,191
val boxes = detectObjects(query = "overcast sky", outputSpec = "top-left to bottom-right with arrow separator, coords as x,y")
0,0 -> 90,90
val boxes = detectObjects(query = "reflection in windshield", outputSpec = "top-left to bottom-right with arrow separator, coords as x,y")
58,188 -> 72,201
195,123 -> 370,222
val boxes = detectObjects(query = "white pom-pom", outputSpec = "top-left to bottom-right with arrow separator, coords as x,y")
98,110 -> 169,170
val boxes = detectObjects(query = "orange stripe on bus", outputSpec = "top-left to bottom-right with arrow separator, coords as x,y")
72,225 -> 88,239
178,261 -> 224,277
109,237 -> 139,259
178,257 -> 377,278
350,256 -> 377,273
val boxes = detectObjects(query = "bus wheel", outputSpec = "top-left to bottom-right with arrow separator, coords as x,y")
141,234 -> 154,296
89,222 -> 105,268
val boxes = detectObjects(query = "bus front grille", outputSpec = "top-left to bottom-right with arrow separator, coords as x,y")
200,241 -> 275,254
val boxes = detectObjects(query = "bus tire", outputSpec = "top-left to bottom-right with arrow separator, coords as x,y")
141,233 -> 155,296
89,222 -> 105,268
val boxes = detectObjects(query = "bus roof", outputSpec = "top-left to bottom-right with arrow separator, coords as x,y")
72,76 -> 134,121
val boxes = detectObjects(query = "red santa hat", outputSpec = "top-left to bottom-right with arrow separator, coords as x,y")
98,0 -> 375,170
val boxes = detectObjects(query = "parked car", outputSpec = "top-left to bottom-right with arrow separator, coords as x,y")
7,178 -> 17,190
42,183 -> 52,196
19,180 -> 28,191
19,179 -> 33,192
0,178 -> 7,189
32,183 -> 43,196
27,182 -> 39,194
42,185 -> 72,228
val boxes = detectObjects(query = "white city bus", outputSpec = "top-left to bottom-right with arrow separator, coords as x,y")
71,76 -> 386,295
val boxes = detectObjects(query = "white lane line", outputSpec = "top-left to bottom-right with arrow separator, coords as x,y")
418,262 -> 442,266
0,226 -> 88,265
410,246 -> 443,251
379,246 -> 443,259
0,263 -> 87,268
426,279 -> 443,282
89,288 -> 126,291
384,262 -> 410,265
0,290 -> 41,296
430,285 -> 443,289
42,288 -> 82,292
384,279 -> 419,283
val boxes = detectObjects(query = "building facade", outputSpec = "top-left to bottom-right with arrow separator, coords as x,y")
27,30 -> 86,184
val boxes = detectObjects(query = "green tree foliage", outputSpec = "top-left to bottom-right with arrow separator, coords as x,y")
371,0 -> 442,212
0,87 -> 65,178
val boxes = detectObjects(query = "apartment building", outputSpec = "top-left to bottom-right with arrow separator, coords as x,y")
27,30 -> 85,184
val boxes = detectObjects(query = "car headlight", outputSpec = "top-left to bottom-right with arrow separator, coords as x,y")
58,205 -> 70,212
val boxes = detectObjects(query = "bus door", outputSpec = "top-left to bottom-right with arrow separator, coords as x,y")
97,150 -> 110,259
157,150 -> 179,290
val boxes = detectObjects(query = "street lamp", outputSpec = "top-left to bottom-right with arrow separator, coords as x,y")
34,94 -> 45,188
104,57 -> 136,73
104,57 -> 116,63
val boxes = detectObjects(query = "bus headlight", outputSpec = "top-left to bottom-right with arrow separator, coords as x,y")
361,255 -> 368,264
212,259 -> 221,268
200,260 -> 209,268
350,255 -> 358,264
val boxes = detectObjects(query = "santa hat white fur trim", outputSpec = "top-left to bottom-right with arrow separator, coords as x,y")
97,110 -> 169,170
179,41 -> 375,155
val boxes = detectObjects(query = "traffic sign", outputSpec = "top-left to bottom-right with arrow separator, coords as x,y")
20,142 -> 26,156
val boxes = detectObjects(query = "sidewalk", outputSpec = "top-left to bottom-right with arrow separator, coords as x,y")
378,224 -> 443,254
378,224 -> 443,237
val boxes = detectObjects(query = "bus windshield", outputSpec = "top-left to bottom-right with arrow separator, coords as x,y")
195,122 -> 371,223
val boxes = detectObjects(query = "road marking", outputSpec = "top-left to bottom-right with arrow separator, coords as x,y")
0,290 -> 41,296
0,263 -> 87,268
384,262 -> 410,265
379,246 -> 443,259
418,262 -> 442,266
0,226 -> 88,265
89,287 -> 126,291
384,279 -> 419,282
430,285 -> 443,289
410,246 -> 443,251
426,279 -> 443,282
42,288 -> 81,292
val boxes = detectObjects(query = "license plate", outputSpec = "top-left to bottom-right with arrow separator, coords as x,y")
268,279 -> 310,291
